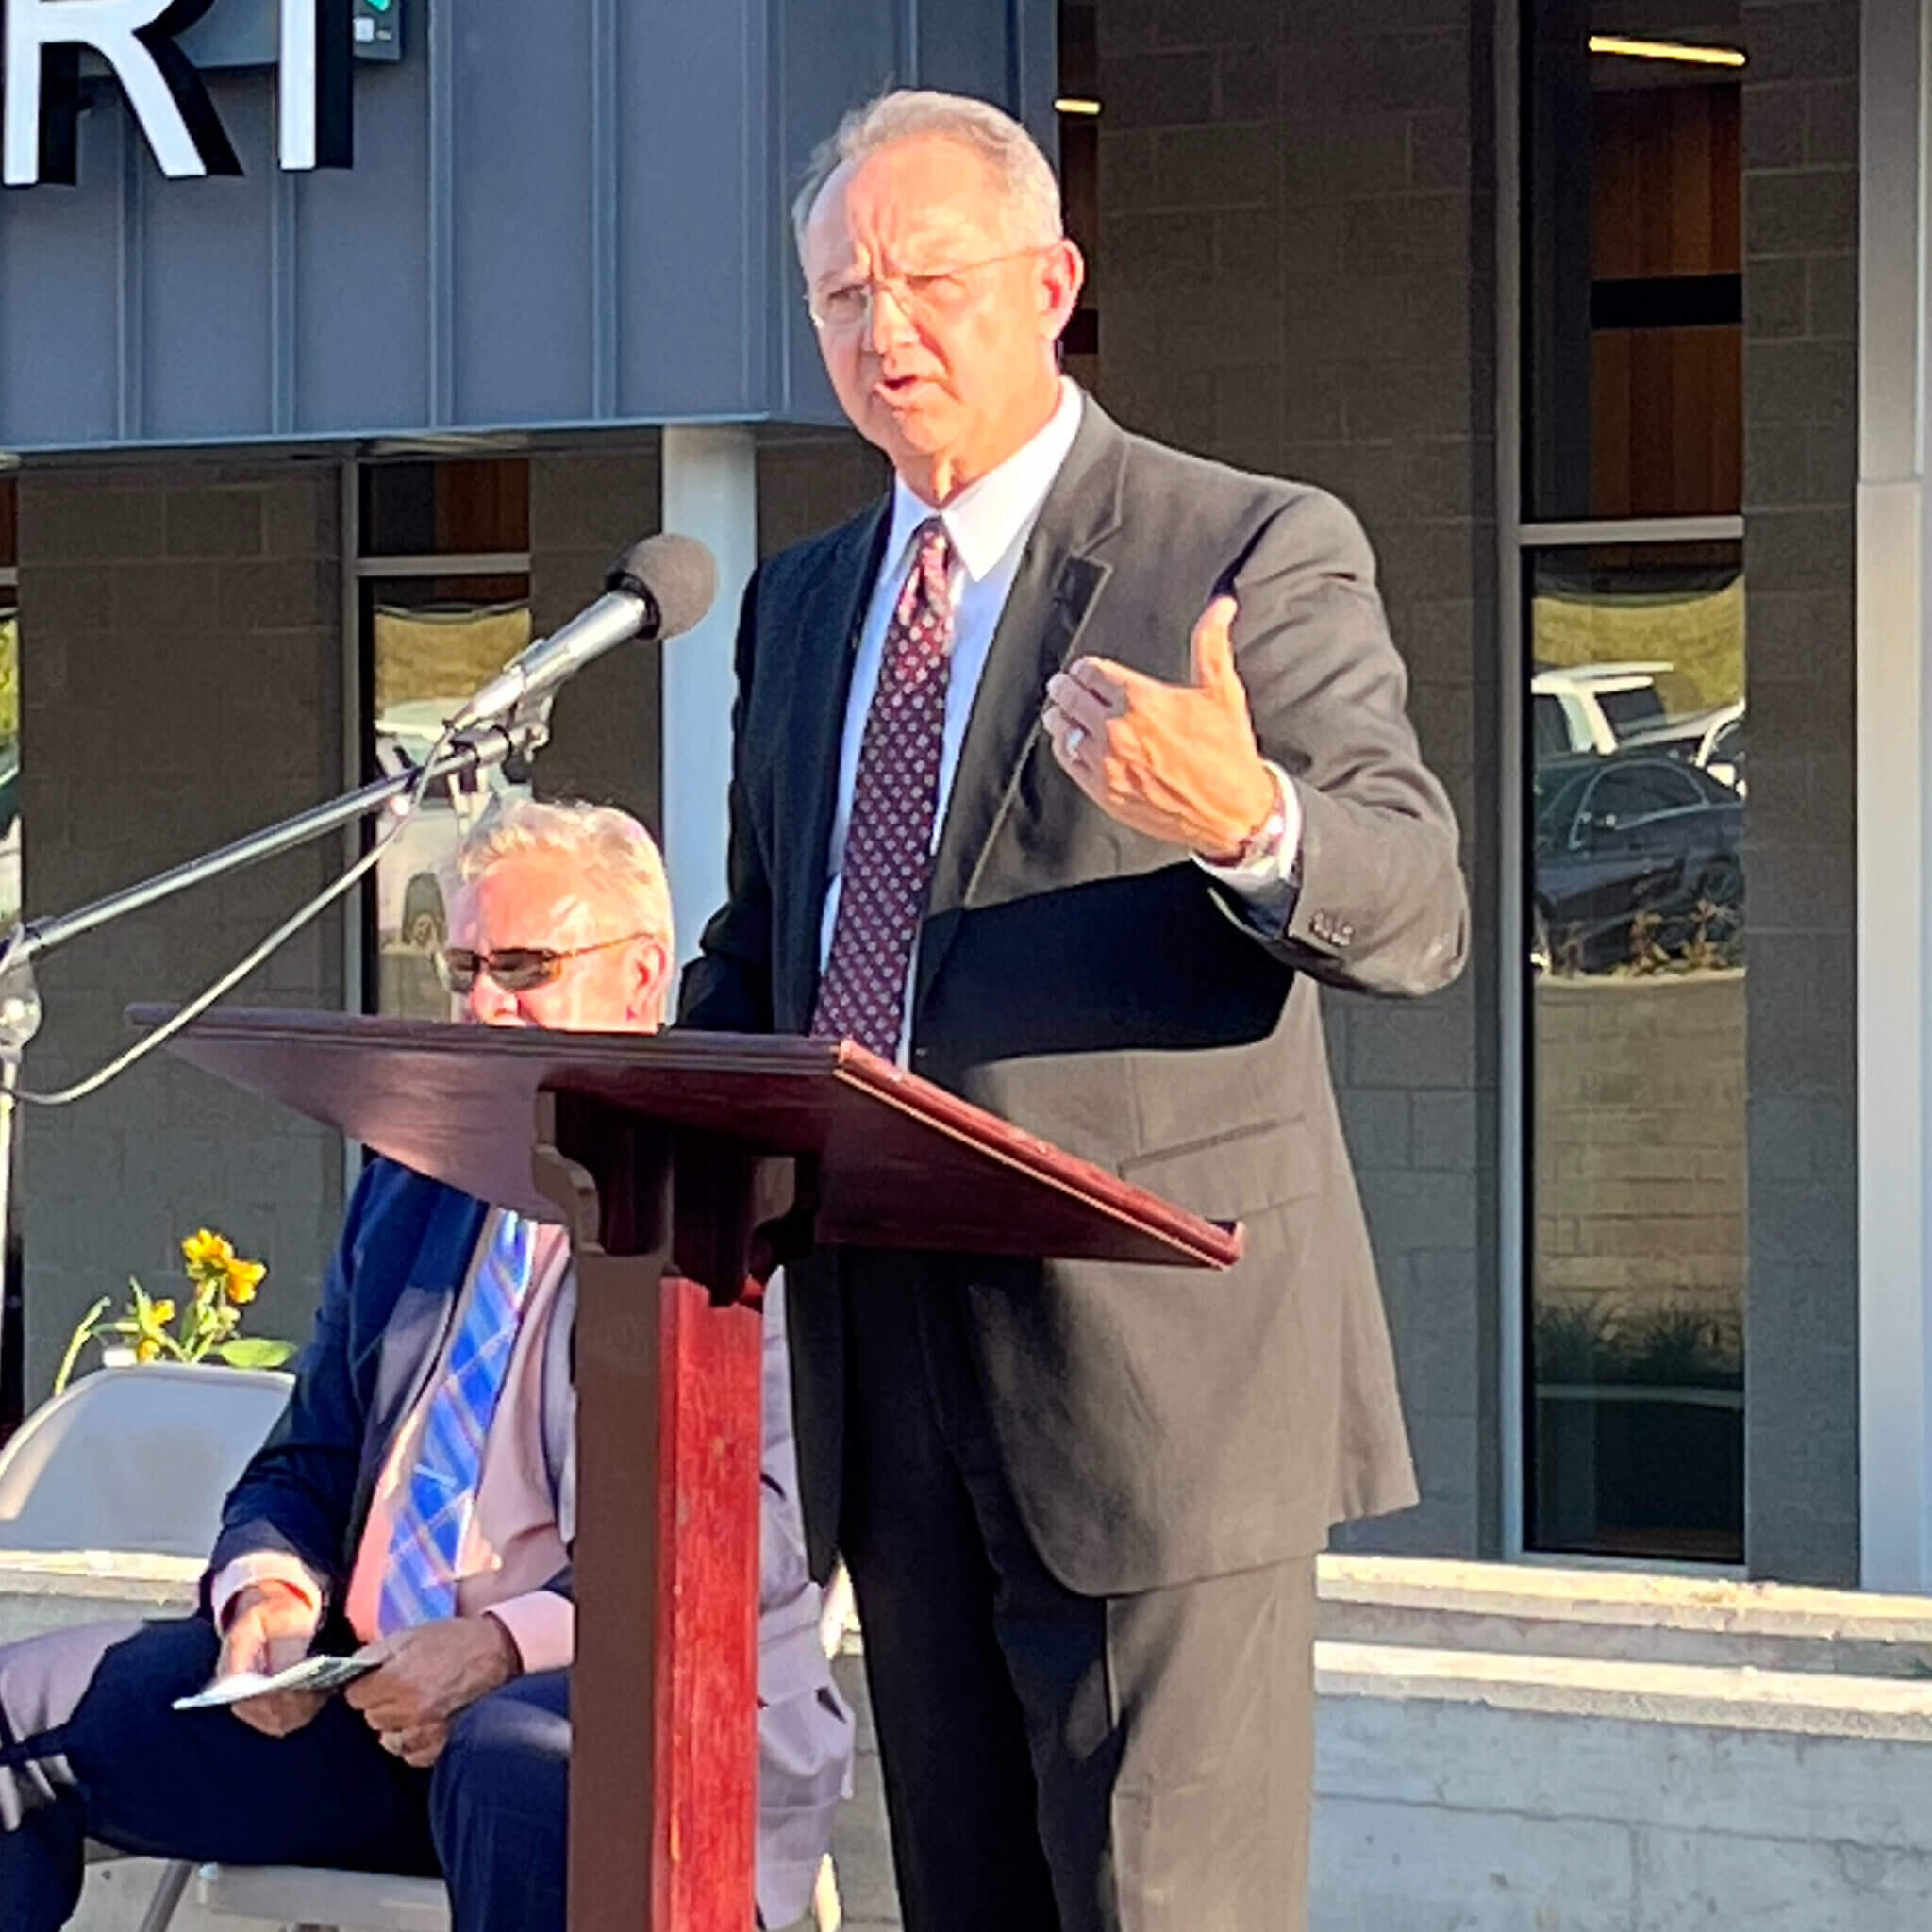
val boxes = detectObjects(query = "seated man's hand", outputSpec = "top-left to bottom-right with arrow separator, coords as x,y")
222,1580 -> 326,1739
345,1615 -> 522,1769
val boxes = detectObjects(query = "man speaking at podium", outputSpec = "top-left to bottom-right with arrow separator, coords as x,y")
678,90 -> 1468,1932
0,802 -> 850,1932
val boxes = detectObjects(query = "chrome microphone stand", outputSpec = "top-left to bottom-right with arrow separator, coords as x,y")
0,708 -> 551,1406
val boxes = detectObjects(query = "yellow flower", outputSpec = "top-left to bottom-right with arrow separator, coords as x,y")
181,1229 -> 235,1274
149,1299 -> 176,1327
135,1338 -> 160,1363
225,1258 -> 265,1306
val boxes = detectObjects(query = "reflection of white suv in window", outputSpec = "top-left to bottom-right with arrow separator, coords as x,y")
1621,698 -> 1746,797
1531,661 -> 1672,759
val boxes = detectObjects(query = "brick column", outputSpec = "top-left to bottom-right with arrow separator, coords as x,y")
1093,0 -> 1498,1555
1740,0 -> 1860,1585
15,461 -> 347,1397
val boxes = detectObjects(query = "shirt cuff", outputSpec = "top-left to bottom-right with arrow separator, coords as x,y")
484,1591 -> 575,1674
209,1553 -> 327,1634
1194,761 -> 1303,925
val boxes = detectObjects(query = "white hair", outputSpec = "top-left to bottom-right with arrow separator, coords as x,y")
454,797 -> 672,944
791,89 -> 1063,258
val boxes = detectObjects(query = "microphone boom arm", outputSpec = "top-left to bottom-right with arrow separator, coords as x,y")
7,712 -> 549,978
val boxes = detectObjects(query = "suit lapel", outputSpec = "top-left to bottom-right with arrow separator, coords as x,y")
913,406 -> 1128,1018
775,499 -> 891,1028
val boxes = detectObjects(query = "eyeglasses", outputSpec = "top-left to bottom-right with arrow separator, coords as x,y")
806,245 -> 1048,333
435,930 -> 656,995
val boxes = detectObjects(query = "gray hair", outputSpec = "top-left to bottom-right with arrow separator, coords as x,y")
791,89 -> 1062,258
454,797 -> 672,944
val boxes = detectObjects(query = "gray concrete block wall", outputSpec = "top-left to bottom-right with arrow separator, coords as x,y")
756,429 -> 889,559
1091,0 -> 1496,1556
528,444 -> 665,827
15,462 -> 348,1402
1740,0 -> 1860,1585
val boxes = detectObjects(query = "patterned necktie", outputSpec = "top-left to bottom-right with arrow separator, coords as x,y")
812,517 -> 956,1058
378,1210 -> 537,1636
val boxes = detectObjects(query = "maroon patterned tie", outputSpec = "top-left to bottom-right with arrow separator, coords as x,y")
811,517 -> 955,1058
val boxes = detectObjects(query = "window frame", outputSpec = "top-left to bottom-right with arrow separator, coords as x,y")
348,477 -> 534,1021
1496,0 -> 1749,1576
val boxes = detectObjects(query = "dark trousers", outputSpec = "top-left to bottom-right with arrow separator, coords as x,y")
840,1257 -> 1318,1932
0,1616 -> 569,1932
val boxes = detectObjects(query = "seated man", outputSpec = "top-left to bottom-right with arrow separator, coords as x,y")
0,799 -> 851,1932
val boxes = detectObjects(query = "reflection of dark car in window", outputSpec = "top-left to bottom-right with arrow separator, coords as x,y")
1533,752 -> 1743,972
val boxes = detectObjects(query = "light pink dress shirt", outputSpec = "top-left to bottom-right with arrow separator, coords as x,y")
212,1217 -> 575,1673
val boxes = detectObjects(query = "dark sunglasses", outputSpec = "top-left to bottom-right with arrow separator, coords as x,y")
435,930 -> 656,995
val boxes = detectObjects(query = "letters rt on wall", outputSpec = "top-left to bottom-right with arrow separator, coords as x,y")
2,0 -> 356,188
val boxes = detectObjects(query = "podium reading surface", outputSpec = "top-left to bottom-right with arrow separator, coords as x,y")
141,1008 -> 1241,1929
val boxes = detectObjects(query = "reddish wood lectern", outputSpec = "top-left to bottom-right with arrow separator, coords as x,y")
147,1010 -> 1242,1932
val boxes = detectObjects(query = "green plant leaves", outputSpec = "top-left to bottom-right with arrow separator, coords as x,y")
49,1228 -> 281,1397
212,1338 -> 297,1370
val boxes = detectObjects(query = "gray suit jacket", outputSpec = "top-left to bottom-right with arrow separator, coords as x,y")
679,397 -> 1468,1596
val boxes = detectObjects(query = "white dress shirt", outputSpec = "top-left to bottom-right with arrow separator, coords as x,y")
819,379 -> 1301,1063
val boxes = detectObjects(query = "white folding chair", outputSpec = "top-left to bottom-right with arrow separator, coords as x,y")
0,1365 -> 445,1932
0,1361 -> 299,1930
0,1360 -> 292,1557
193,1861 -> 450,1931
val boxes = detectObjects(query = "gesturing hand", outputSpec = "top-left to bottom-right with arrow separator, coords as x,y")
224,1581 -> 326,1740
1042,595 -> 1276,861
345,1616 -> 522,1770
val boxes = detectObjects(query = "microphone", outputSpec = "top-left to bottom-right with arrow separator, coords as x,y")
451,534 -> 718,728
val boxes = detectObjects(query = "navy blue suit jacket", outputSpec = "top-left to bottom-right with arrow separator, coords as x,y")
202,1158 -> 569,1625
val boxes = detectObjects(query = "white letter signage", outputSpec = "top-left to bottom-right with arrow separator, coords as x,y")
279,0 -> 352,172
2,0 -> 354,187
6,0 -> 237,184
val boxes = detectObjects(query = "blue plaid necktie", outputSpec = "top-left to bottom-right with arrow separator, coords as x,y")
378,1210 -> 537,1637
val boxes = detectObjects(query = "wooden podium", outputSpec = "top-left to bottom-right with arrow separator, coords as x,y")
142,1008 -> 1243,1931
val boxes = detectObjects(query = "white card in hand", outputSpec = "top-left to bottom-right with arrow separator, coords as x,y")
172,1648 -> 384,1711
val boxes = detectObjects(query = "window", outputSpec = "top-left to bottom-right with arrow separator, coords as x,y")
356,460 -> 533,1020
1586,758 -> 1704,827
1532,692 -> 1575,762
1057,0 -> 1100,378
1706,717 -> 1743,791
1519,2 -> 1748,1567
360,458 -> 528,558
1525,541 -> 1746,1565
1524,5 -> 1743,522
1593,684 -> 1668,739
